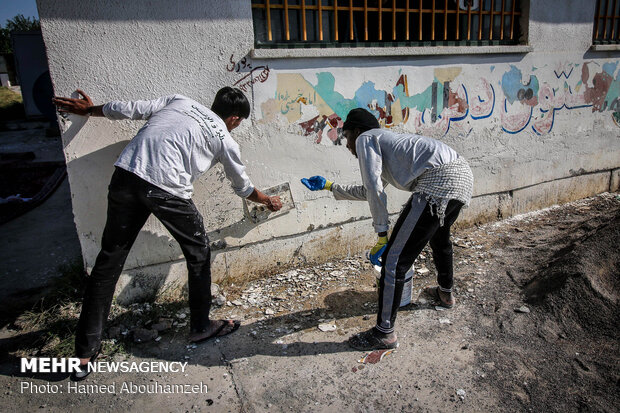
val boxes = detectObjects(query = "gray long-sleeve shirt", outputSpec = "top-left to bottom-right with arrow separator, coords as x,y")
332,129 -> 460,233
103,94 -> 254,199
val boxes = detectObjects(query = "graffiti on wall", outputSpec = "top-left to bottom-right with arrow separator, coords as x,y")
227,54 -> 270,93
259,61 -> 620,141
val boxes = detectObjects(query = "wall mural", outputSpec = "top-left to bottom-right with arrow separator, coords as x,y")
258,61 -> 620,142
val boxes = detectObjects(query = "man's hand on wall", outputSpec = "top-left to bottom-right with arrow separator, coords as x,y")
53,89 -> 102,116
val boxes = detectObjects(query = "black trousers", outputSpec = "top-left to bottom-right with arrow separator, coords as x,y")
376,193 -> 463,334
75,168 -> 212,358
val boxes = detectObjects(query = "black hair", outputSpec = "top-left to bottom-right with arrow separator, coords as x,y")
342,108 -> 380,133
211,87 -> 250,119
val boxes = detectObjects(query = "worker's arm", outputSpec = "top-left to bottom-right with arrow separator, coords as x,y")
218,140 -> 282,212
356,134 -> 389,234
301,176 -> 390,202
53,89 -> 177,120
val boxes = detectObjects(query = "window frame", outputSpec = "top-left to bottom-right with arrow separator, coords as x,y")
592,0 -> 620,47
251,0 -> 530,57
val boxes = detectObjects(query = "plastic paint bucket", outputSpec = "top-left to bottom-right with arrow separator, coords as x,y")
374,265 -> 414,307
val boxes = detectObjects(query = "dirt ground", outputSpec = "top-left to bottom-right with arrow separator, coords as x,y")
0,192 -> 618,412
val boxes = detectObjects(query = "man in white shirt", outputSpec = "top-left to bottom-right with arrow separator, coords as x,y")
54,88 -> 281,380
302,108 -> 473,350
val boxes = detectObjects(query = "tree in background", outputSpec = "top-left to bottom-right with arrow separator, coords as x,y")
0,14 -> 41,54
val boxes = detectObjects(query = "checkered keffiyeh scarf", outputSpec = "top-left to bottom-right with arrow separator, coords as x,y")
412,157 -> 474,226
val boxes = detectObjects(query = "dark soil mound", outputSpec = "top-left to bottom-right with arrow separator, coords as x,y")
523,211 -> 620,336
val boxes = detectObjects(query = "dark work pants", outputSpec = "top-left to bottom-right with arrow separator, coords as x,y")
75,167 -> 212,358
376,193 -> 463,334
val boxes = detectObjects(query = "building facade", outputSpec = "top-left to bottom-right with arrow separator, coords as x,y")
37,0 -> 620,302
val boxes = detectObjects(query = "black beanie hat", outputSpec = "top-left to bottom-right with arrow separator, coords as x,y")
342,108 -> 380,132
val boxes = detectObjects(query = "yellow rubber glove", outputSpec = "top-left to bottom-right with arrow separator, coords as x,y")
368,236 -> 388,266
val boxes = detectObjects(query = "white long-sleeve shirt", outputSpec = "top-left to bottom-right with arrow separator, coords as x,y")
103,94 -> 254,199
331,129 -> 461,233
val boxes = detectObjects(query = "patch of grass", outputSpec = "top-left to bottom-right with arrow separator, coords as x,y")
0,86 -> 25,120
12,259 -> 189,359
14,259 -> 86,357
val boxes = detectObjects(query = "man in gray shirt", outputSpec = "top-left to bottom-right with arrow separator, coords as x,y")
54,87 -> 282,380
302,108 -> 473,350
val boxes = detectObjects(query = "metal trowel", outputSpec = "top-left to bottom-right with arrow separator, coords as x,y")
242,182 -> 295,223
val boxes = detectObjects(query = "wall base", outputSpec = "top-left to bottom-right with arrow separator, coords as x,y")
114,170 -> 618,304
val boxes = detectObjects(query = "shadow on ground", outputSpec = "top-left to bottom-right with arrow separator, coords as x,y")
0,287 -> 440,377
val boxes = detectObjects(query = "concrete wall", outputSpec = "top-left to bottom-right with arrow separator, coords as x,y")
37,0 -> 620,303
11,31 -> 55,119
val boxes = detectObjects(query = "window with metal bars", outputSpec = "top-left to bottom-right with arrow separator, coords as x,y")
251,0 -> 525,48
593,0 -> 620,44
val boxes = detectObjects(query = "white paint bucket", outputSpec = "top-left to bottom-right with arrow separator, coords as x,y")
374,265 -> 414,307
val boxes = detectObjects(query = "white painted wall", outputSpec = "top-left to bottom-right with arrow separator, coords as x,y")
37,0 -> 620,302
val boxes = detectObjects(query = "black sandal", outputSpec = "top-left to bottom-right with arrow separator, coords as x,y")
348,327 -> 399,351
70,347 -> 100,382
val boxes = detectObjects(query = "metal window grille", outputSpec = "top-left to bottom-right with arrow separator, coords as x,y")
251,0 -> 524,48
593,0 -> 620,44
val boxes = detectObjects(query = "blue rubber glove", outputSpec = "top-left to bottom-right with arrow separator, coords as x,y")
301,176 -> 333,191
367,236 -> 388,266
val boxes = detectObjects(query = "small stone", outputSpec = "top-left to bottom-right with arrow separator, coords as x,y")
417,267 -> 430,275
177,313 -> 187,319
152,319 -> 173,332
515,305 -> 531,313
232,300 -> 243,306
211,283 -> 220,296
362,315 -> 371,320
456,389 -> 466,400
318,322 -> 337,332
264,308 -> 275,315
133,328 -> 158,343
439,318 -> 451,324
215,294 -> 226,306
